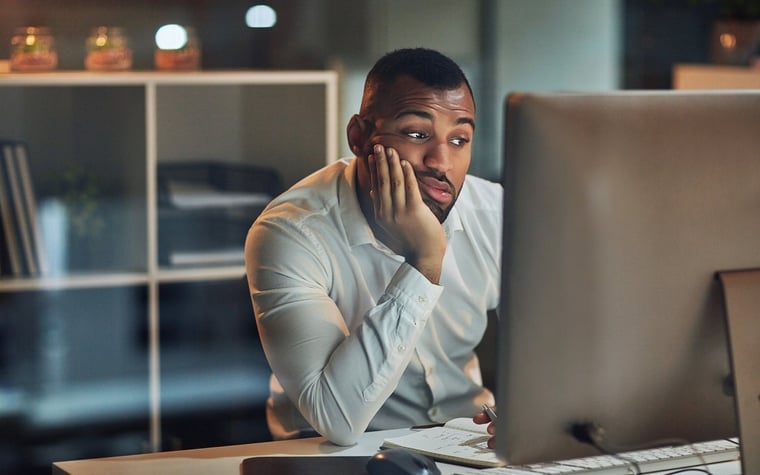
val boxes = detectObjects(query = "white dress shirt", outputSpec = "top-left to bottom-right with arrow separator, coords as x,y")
245,158 -> 502,446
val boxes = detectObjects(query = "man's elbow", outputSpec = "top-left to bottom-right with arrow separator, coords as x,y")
322,426 -> 363,446
310,413 -> 366,446
296,384 -> 374,446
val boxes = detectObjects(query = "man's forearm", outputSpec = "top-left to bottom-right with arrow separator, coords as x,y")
255,263 -> 443,445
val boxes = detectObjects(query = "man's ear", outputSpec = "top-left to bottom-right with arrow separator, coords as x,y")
347,114 -> 371,157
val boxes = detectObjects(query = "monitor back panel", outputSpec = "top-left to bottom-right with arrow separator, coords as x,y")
497,91 -> 760,464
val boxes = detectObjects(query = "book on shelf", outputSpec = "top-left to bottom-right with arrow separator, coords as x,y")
0,142 -> 24,276
0,204 -> 5,274
0,140 -> 47,277
4,143 -> 37,275
381,417 -> 505,468
14,143 -> 48,276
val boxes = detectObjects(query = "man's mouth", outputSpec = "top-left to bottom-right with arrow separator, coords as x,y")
418,175 -> 454,206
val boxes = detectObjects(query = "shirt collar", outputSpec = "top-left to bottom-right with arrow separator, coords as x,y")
339,158 -> 376,248
442,195 -> 464,239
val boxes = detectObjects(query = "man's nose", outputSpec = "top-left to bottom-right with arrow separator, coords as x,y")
423,141 -> 453,174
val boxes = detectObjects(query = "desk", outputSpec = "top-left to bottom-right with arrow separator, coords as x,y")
53,428 -> 742,475
52,428 -> 407,475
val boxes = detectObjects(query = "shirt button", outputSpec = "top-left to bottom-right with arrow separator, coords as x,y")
418,295 -> 427,303
397,344 -> 406,352
429,407 -> 438,418
426,366 -> 433,376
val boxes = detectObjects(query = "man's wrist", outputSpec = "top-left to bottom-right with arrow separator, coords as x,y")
410,255 -> 443,284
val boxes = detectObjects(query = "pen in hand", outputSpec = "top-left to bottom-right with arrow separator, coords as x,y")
481,404 -> 498,421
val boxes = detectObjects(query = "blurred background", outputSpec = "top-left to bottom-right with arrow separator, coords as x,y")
4,0 -> 759,178
1,1 -> 759,474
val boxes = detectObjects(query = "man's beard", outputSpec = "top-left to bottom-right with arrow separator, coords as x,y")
416,171 -> 458,223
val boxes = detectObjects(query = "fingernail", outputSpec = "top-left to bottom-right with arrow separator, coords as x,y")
374,144 -> 383,154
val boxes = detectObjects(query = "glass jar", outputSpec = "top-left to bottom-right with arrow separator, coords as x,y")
10,26 -> 58,72
85,26 -> 133,71
154,25 -> 201,71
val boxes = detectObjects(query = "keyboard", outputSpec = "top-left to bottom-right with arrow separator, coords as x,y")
493,438 -> 740,474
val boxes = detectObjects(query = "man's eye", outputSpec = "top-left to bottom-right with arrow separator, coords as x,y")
450,137 -> 470,146
406,131 -> 428,140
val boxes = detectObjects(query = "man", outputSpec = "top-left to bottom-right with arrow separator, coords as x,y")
245,48 -> 501,446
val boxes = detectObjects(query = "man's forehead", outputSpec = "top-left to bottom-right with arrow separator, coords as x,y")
393,108 -> 476,130
380,77 -> 475,121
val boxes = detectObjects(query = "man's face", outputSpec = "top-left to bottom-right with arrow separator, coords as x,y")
361,76 -> 475,222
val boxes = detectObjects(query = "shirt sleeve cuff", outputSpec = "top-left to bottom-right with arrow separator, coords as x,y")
385,262 -> 444,322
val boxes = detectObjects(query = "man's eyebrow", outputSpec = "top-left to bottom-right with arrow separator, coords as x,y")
395,109 -> 433,121
395,110 -> 476,129
457,117 -> 476,130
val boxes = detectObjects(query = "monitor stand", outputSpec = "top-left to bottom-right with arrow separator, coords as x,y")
717,269 -> 760,475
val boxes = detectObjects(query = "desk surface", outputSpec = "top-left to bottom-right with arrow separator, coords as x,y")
53,428 -> 742,475
52,428 -> 409,475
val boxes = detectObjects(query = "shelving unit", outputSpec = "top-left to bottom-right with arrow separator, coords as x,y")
0,70 -> 338,466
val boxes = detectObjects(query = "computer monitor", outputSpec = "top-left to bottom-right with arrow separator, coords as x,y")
495,91 -> 760,469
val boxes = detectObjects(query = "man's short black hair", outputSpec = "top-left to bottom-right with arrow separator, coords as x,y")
360,48 -> 474,118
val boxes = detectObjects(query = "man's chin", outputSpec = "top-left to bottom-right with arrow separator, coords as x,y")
424,199 -> 452,223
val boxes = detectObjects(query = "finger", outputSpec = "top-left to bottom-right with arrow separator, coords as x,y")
368,153 -> 378,202
386,148 -> 406,210
373,145 -> 392,218
400,158 -> 422,208
473,410 -> 490,424
472,413 -> 489,425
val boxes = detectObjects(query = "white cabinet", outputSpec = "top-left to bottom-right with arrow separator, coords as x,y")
0,71 -> 338,467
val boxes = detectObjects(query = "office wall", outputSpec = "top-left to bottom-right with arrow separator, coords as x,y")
494,0 -> 622,93
476,0 -> 623,179
332,0 -> 482,161
333,0 -> 622,180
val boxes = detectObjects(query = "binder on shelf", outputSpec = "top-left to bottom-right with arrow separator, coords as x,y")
14,143 -> 48,276
0,142 -> 24,276
0,223 -> 5,275
4,144 -> 37,275
0,140 -> 47,277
